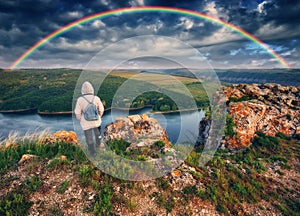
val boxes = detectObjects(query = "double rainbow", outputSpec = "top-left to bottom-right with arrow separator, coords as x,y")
9,6 -> 291,69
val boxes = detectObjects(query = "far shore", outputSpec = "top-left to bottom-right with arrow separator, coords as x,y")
0,105 -> 205,115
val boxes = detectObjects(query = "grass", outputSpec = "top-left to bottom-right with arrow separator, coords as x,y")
93,181 -> 114,215
0,129 -> 299,215
170,131 -> 300,215
106,139 -> 167,161
24,175 -> 43,192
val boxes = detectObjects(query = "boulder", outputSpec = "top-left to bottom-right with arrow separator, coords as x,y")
103,114 -> 171,149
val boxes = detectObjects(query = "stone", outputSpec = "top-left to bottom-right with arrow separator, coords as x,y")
58,155 -> 67,161
18,154 -> 37,163
128,114 -> 142,123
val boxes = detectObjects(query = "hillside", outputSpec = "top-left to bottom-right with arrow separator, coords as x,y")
1,114 -> 299,215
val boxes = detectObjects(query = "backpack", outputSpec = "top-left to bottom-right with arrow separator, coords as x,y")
82,96 -> 99,121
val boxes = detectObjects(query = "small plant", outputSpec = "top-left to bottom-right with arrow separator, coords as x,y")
156,178 -> 170,190
0,190 -> 32,215
182,185 -> 198,197
47,157 -> 71,170
93,182 -> 114,215
49,205 -> 64,216
128,197 -> 138,211
136,155 -> 147,161
185,150 -> 200,167
107,139 -> 131,156
56,181 -> 70,194
252,132 -> 280,150
165,196 -> 175,214
224,114 -> 237,138
24,175 -> 43,192
154,141 -> 165,149
79,165 -> 93,178
276,132 -> 290,140
79,165 -> 93,187
206,185 -> 217,203
262,94 -> 270,100
286,113 -> 292,121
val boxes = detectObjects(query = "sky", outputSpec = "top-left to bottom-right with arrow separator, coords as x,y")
0,0 -> 299,69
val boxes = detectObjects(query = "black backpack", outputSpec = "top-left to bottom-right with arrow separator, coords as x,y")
82,96 -> 99,121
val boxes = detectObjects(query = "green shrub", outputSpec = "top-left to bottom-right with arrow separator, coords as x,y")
224,115 -> 236,138
49,206 -> 64,216
107,139 -> 130,156
154,141 -> 165,149
185,151 -> 200,167
276,132 -> 290,140
165,196 -> 175,214
56,181 -> 70,194
229,95 -> 252,102
207,185 -> 217,203
216,203 -> 227,214
182,185 -> 198,197
93,182 -> 113,215
24,175 -> 43,192
156,178 -> 170,190
0,190 -> 32,215
233,183 -> 247,199
252,133 -> 280,149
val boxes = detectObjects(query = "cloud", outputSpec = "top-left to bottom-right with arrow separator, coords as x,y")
257,1 -> 268,14
0,0 -> 299,69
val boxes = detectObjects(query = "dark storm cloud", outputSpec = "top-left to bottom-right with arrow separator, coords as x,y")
0,0 -> 299,68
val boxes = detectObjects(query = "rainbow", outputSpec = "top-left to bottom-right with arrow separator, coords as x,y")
9,6 -> 291,69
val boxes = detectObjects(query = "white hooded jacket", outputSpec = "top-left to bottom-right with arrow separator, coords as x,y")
75,81 -> 104,130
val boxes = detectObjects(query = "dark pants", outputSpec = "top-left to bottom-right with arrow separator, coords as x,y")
84,126 -> 101,154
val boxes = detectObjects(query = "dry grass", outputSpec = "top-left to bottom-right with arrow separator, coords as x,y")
0,129 -> 51,149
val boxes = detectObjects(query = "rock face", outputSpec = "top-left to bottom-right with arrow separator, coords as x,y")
223,83 -> 300,148
103,114 -> 170,149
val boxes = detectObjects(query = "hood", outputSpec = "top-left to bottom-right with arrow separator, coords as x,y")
81,81 -> 94,95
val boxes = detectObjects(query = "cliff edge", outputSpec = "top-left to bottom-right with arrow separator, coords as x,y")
222,83 -> 300,148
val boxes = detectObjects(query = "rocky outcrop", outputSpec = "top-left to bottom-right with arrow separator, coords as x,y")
223,83 -> 300,148
103,114 -> 170,149
42,130 -> 78,144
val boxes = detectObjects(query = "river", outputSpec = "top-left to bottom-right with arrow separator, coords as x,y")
0,108 -> 204,144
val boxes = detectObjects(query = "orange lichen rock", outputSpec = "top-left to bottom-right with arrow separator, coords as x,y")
171,169 -> 182,177
53,131 -> 78,144
19,154 -> 37,163
141,113 -> 149,120
223,84 -> 300,148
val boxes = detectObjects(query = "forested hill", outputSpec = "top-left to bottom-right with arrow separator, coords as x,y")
141,68 -> 300,86
0,69 -> 209,113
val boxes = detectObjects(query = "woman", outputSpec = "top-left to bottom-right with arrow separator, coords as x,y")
75,81 -> 104,155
